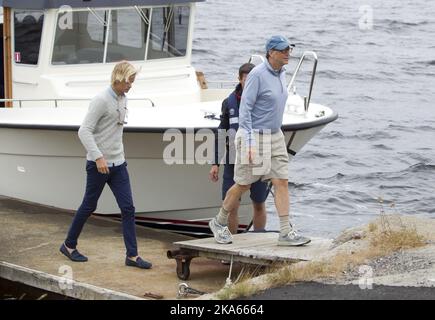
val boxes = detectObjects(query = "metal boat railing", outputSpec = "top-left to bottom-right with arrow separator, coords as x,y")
0,97 -> 155,108
206,55 -> 265,89
248,54 -> 266,65
206,81 -> 237,89
207,52 -> 318,113
287,51 -> 318,112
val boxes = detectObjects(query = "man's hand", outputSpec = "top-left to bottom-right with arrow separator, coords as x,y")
209,165 -> 219,182
96,157 -> 109,174
248,146 -> 256,164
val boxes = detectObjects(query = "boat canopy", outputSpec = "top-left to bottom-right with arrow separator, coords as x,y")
0,0 -> 204,9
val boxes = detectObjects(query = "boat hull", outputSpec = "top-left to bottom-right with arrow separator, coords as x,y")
0,123 -> 327,234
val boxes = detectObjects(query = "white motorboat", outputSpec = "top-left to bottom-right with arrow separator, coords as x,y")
0,0 -> 338,235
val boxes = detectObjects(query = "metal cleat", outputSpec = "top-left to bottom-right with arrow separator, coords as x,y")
177,283 -> 207,298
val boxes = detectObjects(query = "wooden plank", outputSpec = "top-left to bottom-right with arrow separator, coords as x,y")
236,238 -> 333,261
196,71 -> 208,89
3,7 -> 13,107
175,233 -> 333,264
175,233 -> 278,254
197,251 -> 286,266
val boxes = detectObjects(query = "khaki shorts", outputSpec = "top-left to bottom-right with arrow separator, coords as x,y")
234,130 -> 289,185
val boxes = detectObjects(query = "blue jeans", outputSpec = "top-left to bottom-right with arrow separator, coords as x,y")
65,161 -> 138,258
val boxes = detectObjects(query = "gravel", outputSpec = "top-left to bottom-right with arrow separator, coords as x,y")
340,248 -> 434,283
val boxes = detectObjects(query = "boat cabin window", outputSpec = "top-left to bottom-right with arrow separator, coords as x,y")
147,6 -> 190,60
51,5 -> 190,65
106,8 -> 149,63
14,10 -> 44,65
52,10 -> 107,65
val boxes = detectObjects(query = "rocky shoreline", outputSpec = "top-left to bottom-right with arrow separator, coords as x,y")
201,215 -> 435,300
327,215 -> 435,288
339,245 -> 435,286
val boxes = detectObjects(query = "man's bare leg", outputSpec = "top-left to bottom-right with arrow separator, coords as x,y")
271,178 -> 292,236
271,178 -> 310,246
270,179 -> 289,215
227,201 -> 240,234
210,184 -> 251,244
217,184 -> 250,226
252,201 -> 267,231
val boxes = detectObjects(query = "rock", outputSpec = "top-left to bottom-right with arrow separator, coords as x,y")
332,229 -> 367,248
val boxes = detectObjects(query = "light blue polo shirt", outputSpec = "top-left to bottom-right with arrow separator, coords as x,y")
238,60 -> 288,146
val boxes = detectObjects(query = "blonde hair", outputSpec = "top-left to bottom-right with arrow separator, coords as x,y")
111,61 -> 139,85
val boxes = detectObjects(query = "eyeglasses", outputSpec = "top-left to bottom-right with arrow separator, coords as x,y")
275,47 -> 293,54
117,106 -> 128,125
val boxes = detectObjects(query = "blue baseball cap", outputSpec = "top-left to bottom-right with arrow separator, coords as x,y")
265,35 -> 295,52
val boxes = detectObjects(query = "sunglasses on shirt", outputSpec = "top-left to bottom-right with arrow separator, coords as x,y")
117,107 -> 128,125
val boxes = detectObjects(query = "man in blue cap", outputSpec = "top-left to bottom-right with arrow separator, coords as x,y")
209,63 -> 268,235
209,35 -> 311,246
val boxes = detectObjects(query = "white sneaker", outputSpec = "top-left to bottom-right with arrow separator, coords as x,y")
209,217 -> 233,244
278,229 -> 311,246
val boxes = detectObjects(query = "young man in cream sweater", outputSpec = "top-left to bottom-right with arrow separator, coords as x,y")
60,61 -> 152,269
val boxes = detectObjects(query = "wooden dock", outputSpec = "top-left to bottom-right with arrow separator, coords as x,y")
0,196 -> 242,300
168,233 -> 333,280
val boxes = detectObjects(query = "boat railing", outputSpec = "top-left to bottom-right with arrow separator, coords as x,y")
202,54 -> 266,90
206,81 -> 237,89
0,97 -> 156,108
248,54 -> 266,65
287,51 -> 318,112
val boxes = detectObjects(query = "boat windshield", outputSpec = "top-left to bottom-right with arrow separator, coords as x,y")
52,5 -> 190,65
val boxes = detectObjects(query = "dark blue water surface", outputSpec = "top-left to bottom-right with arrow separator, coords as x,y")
192,0 -> 435,237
